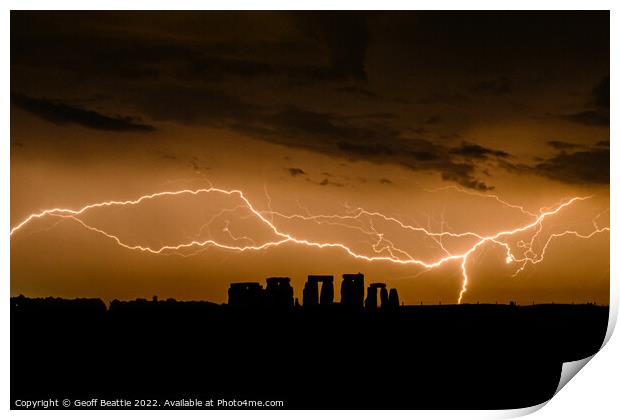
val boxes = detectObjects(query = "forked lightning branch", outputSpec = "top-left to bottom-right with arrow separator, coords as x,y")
10,185 -> 609,303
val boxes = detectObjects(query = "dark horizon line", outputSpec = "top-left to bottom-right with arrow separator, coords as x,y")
10,294 -> 608,308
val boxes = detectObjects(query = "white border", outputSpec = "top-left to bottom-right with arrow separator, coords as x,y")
3,2 -> 617,419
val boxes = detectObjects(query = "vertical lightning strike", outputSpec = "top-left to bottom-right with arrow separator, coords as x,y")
459,256 -> 470,304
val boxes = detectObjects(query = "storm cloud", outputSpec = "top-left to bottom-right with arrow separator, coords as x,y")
11,93 -> 154,132
534,146 -> 609,185
10,11 -> 610,191
560,76 -> 610,127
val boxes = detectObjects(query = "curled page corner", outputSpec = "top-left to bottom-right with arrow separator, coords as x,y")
602,301 -> 618,347
496,401 -> 548,418
498,354 -> 597,418
550,302 -> 618,400
555,355 -> 595,396
554,301 -> 620,395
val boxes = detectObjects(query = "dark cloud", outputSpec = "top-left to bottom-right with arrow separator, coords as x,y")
10,12 -> 609,193
441,169 -> 493,192
502,142 -> 609,185
10,12 -> 375,90
547,140 -> 582,150
593,76 -> 610,109
560,76 -> 610,127
534,147 -> 609,185
287,167 -> 306,176
178,56 -> 276,81
133,83 -> 495,190
12,12 -> 609,91
132,81 -> 495,190
379,178 -> 393,185
298,12 -> 370,81
180,55 -> 371,86
334,85 -> 412,106
137,85 -> 260,126
317,178 -> 344,187
11,93 -> 154,132
449,142 -> 511,159
561,110 -> 609,127
269,107 -> 385,145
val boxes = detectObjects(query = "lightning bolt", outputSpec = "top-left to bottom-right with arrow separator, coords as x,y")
10,186 -> 609,303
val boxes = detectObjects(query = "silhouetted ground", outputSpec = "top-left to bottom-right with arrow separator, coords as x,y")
11,296 -> 608,409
